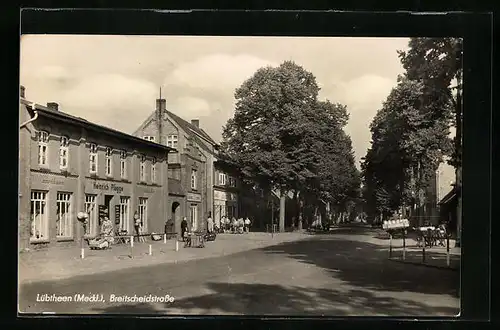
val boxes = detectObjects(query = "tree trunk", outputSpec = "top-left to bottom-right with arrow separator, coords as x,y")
279,191 -> 286,232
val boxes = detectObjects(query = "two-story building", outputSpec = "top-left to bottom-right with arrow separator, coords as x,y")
213,159 -> 240,222
134,97 -> 217,234
19,87 -> 173,251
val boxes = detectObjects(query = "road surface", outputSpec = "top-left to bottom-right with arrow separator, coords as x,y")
19,231 -> 460,316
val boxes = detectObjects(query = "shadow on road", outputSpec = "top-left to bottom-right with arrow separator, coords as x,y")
91,282 -> 459,316
260,237 -> 460,298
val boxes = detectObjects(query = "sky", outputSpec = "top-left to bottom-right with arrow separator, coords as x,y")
20,35 -> 411,168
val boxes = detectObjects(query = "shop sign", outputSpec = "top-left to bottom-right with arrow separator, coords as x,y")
92,182 -> 124,194
41,177 -> 65,186
187,192 -> 202,202
114,205 -> 121,225
214,190 -> 228,201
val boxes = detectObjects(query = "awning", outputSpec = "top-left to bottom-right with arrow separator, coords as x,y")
439,188 -> 457,206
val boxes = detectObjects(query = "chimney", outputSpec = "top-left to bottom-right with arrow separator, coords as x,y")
20,86 -> 25,99
156,98 -> 166,113
47,102 -> 59,111
191,119 -> 199,128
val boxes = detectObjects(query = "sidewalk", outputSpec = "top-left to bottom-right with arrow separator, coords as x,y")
19,232 -> 311,284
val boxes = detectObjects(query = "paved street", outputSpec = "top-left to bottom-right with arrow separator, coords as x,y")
19,228 -> 459,316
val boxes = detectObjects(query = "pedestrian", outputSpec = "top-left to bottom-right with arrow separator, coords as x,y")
181,216 -> 188,241
244,217 -> 251,233
214,215 -> 221,234
207,212 -> 214,233
133,211 -> 144,243
232,217 -> 237,233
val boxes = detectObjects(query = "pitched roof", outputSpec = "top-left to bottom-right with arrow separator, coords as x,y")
21,99 -> 173,153
165,110 -> 217,146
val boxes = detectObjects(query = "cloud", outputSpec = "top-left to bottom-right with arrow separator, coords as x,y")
58,74 -> 158,133
164,54 -> 278,91
172,96 -> 212,118
321,74 -> 397,167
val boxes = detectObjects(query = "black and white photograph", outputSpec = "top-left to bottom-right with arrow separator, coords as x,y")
18,34 -> 463,316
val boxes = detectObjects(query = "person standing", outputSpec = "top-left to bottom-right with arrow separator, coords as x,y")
133,211 -> 143,243
181,216 -> 188,241
207,212 -> 214,233
214,215 -> 221,233
244,217 -> 251,233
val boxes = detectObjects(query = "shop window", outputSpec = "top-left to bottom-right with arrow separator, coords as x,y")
167,134 -> 178,148
56,192 -> 72,238
138,197 -> 148,232
119,196 -> 130,232
84,194 -> 98,236
191,169 -> 197,190
105,147 -> 113,177
151,157 -> 157,183
59,136 -> 69,170
120,150 -> 127,179
89,143 -> 98,174
37,131 -> 49,166
190,204 -> 198,231
30,191 -> 48,241
139,155 -> 146,182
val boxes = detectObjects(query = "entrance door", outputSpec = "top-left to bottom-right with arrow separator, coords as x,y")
104,195 -> 113,220
190,204 -> 198,231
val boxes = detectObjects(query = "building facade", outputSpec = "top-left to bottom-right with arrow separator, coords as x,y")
134,98 -> 217,233
213,159 -> 240,222
19,91 -> 172,251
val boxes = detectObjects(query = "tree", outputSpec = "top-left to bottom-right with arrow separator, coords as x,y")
361,76 -> 452,225
398,37 -> 462,242
221,61 -> 359,231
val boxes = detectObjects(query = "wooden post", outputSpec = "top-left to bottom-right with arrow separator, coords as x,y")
80,237 -> 85,259
389,233 -> 393,258
446,233 -> 450,267
402,228 -> 406,261
130,236 -> 134,258
422,240 -> 426,263
149,244 -> 152,256
163,233 -> 167,244
175,240 -> 179,251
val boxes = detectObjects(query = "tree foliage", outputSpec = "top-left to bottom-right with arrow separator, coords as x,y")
220,61 -> 359,212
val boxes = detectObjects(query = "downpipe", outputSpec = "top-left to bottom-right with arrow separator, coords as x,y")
20,103 -> 38,128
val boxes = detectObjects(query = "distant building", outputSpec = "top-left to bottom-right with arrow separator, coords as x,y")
19,87 -> 172,251
134,97 -> 221,233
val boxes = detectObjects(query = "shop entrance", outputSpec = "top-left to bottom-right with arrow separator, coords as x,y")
170,202 -> 180,233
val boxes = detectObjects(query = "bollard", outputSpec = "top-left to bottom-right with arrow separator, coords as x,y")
402,229 -> 406,261
164,233 -> 167,244
80,238 -> 85,259
149,244 -> 152,256
446,234 -> 450,267
422,243 -> 426,263
130,236 -> 134,247
389,233 -> 393,258
175,240 -> 179,251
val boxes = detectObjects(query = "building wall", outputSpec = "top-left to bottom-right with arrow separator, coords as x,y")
19,105 -> 169,250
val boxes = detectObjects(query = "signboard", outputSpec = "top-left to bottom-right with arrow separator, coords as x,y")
214,190 -> 227,201
92,182 -> 124,194
114,205 -> 121,225
187,192 -> 202,202
382,219 -> 410,230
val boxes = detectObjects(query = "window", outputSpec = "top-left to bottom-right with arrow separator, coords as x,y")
167,134 -> 178,148
37,131 -> 49,166
105,147 -> 113,177
139,155 -> 146,182
190,204 -> 198,231
119,196 -> 130,232
56,192 -> 72,238
138,197 -> 148,232
89,143 -> 98,174
120,150 -> 127,179
30,191 -> 48,241
219,173 -> 226,186
229,176 -> 236,187
143,136 -> 155,142
84,194 -> 98,236
191,169 -> 197,190
151,157 -> 157,183
59,136 -> 69,170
